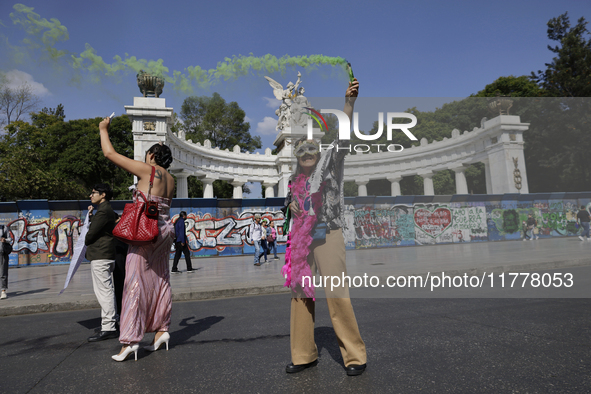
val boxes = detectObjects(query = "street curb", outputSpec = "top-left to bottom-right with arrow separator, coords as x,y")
0,285 -> 290,317
1,258 -> 589,317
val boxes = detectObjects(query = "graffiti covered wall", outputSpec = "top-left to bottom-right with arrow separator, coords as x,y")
1,192 -> 590,266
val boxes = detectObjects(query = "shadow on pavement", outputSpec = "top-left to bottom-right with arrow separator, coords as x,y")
77,317 -> 101,330
172,315 -> 225,347
9,288 -> 51,297
315,326 -> 344,366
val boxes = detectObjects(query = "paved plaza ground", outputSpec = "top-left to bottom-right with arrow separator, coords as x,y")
1,295 -> 591,393
1,238 -> 590,392
1,237 -> 590,316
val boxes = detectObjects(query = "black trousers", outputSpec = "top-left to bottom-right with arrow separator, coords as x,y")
0,252 -> 8,290
113,239 -> 128,316
260,239 -> 268,262
172,242 -> 193,271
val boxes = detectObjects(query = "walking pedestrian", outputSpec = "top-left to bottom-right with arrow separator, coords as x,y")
260,219 -> 270,263
577,205 -> 591,241
0,224 -> 12,300
267,220 -> 279,260
249,214 -> 264,266
172,211 -> 193,273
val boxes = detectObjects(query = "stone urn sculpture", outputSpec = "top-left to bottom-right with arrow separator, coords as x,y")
137,70 -> 165,98
487,96 -> 513,116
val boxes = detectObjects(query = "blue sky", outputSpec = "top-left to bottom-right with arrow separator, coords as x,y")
1,0 -> 590,195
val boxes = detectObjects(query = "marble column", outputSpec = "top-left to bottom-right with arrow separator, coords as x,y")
175,173 -> 189,198
202,177 -> 215,198
356,179 -> 369,197
421,172 -> 434,195
231,179 -> 246,199
262,181 -> 276,198
483,160 -> 493,194
452,167 -> 468,194
387,176 -> 402,197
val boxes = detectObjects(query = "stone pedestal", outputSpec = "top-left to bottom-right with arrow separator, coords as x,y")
483,116 -> 529,193
125,97 -> 174,183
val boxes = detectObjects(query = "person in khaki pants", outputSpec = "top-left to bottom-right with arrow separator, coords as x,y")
284,78 -> 366,376
85,183 -> 119,342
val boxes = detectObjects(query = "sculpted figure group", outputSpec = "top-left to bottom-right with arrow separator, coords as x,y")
266,71 -> 312,131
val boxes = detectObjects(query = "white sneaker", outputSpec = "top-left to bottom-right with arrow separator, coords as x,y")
523,238 -> 527,242
0,290 -> 6,300
579,236 -> 585,241
535,235 -> 539,240
587,238 -> 591,241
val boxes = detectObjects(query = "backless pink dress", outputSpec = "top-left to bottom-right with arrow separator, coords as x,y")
119,194 -> 174,345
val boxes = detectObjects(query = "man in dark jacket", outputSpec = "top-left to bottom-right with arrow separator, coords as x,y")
172,211 -> 193,273
85,183 -> 119,342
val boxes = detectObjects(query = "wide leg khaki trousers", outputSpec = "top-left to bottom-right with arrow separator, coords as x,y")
90,259 -> 117,332
290,228 -> 367,367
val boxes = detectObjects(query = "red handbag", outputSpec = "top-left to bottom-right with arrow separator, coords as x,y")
113,166 -> 160,245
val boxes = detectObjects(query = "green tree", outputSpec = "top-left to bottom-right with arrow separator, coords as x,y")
0,107 -> 134,201
181,93 -> 261,152
531,13 -> 591,97
520,13 -> 591,192
474,75 -> 543,98
180,93 -> 261,198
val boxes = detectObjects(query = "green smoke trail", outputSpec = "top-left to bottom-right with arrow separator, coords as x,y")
3,4 -> 348,93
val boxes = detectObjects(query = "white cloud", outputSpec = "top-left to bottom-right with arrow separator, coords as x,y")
256,116 -> 278,135
3,70 -> 51,96
263,96 -> 281,109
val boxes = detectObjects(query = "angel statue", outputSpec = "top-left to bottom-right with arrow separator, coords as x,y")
265,72 -> 306,131
290,87 -> 312,127
275,103 -> 290,132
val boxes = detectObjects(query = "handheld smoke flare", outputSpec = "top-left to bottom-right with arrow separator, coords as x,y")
346,61 -> 355,82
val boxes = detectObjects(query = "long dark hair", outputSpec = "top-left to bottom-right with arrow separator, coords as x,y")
147,143 -> 173,169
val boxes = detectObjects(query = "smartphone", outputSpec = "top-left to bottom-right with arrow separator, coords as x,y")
346,62 -> 355,82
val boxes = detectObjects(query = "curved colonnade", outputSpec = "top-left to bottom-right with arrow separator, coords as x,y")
126,97 -> 530,199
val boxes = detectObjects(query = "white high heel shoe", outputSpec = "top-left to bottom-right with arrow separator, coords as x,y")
111,344 -> 139,362
144,332 -> 170,352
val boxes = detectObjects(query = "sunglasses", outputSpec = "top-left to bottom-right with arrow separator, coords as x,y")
294,142 -> 319,158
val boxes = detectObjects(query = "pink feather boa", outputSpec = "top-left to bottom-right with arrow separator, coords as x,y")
281,174 -> 323,299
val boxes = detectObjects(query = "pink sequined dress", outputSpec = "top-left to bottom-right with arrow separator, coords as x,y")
119,194 -> 174,345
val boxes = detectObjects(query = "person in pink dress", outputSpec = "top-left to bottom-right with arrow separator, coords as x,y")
98,117 -> 176,362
